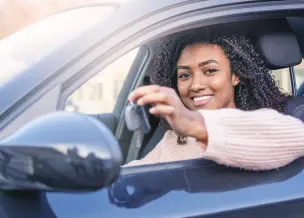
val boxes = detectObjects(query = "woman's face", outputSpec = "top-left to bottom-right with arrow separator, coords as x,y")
176,43 -> 239,111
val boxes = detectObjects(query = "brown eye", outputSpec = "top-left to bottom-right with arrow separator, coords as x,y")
178,72 -> 192,80
204,69 -> 217,74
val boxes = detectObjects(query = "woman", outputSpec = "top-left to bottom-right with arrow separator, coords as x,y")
126,30 -> 304,170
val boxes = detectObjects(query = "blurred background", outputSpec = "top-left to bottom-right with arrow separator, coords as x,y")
0,0 -> 136,115
0,0 -> 86,39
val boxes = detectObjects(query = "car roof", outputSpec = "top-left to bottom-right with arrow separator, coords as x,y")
75,0 -> 185,7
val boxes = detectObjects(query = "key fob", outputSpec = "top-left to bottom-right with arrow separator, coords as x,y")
125,103 -> 151,134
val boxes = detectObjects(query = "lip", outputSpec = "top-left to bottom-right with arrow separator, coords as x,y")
191,95 -> 214,107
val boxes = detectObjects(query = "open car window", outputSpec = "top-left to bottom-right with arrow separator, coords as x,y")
122,31 -> 304,168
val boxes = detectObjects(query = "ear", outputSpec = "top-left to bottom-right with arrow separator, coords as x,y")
232,73 -> 240,86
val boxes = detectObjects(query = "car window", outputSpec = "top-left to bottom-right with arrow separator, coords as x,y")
272,60 -> 304,95
0,6 -> 116,87
65,48 -> 139,114
272,68 -> 292,94
295,61 -> 304,96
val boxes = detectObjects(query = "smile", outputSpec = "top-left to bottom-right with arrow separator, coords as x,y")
191,95 -> 214,107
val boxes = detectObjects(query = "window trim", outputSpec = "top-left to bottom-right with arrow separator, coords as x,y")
290,66 -> 297,96
121,158 -> 217,175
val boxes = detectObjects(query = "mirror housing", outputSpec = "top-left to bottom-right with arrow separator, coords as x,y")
0,112 -> 123,192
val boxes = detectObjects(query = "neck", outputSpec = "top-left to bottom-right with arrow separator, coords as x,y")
225,100 -> 237,109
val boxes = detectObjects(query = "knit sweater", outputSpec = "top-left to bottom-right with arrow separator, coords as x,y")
126,108 -> 304,170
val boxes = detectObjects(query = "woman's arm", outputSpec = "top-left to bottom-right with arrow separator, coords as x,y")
197,108 -> 304,170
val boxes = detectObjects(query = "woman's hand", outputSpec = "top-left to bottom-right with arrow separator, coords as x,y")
128,85 -> 208,144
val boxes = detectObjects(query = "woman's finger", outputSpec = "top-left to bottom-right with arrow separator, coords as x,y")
137,92 -> 170,106
128,85 -> 161,103
149,105 -> 175,116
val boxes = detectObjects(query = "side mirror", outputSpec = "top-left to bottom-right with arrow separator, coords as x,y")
0,112 -> 123,192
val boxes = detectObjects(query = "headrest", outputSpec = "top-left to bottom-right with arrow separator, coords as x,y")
256,32 -> 302,70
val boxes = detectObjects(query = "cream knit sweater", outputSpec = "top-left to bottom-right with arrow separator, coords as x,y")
127,108 -> 304,170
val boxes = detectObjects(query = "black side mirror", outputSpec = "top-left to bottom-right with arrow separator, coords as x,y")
0,112 -> 123,192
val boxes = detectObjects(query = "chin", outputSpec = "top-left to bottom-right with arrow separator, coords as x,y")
197,103 -> 217,110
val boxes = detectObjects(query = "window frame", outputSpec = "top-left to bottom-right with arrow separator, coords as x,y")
25,1 -> 300,173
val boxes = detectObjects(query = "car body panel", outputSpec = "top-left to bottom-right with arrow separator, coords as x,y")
46,158 -> 304,218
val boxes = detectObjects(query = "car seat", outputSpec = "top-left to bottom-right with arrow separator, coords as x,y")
257,32 -> 304,122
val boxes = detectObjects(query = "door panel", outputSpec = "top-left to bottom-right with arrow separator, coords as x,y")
47,158 -> 304,218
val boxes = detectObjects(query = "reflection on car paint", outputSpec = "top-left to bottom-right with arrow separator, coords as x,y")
108,158 -> 304,209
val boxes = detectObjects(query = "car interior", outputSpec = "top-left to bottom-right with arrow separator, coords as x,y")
116,17 -> 304,164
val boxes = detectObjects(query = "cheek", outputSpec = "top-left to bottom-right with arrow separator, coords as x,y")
177,81 -> 189,97
209,75 -> 233,93
209,71 -> 233,92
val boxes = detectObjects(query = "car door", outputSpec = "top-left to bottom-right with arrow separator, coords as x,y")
52,1 -> 304,217
45,158 -> 304,218
1,0 -> 304,218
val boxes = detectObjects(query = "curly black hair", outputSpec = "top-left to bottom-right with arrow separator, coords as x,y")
151,28 -> 289,113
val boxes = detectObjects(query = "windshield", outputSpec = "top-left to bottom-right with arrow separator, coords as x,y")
0,6 -> 116,86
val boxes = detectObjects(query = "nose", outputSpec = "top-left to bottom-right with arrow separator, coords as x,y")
190,73 -> 206,92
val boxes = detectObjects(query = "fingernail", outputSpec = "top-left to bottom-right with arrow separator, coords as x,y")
128,92 -> 134,100
149,107 -> 155,114
137,99 -> 143,105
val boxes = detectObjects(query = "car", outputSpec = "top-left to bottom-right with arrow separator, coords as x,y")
0,0 -> 304,217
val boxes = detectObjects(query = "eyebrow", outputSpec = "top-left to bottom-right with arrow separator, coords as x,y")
177,59 -> 219,70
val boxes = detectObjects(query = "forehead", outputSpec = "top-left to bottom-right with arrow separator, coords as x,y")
177,43 -> 227,65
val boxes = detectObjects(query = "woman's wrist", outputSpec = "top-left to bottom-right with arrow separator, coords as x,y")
188,111 -> 208,145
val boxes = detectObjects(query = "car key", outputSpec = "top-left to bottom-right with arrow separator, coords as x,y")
125,103 -> 151,134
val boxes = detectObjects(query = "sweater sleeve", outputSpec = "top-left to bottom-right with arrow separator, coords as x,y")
198,108 -> 304,171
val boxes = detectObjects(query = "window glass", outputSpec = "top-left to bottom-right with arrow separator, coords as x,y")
0,6 -> 115,86
65,48 -> 139,114
272,60 -> 304,95
272,68 -> 292,94
294,60 -> 304,96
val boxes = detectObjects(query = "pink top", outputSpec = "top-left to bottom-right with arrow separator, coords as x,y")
126,108 -> 304,170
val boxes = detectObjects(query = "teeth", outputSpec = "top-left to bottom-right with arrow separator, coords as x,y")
193,96 -> 212,102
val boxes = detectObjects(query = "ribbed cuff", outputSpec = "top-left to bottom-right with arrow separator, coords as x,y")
197,109 -> 227,155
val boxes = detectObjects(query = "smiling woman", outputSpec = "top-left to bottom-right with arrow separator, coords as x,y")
125,29 -> 304,170
176,43 -> 238,110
